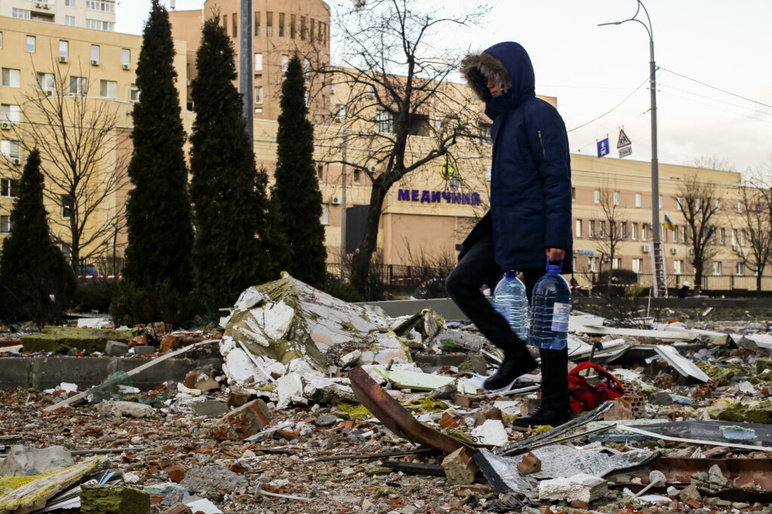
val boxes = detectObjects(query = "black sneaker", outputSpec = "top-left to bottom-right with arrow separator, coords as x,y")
483,349 -> 537,390
513,408 -> 573,427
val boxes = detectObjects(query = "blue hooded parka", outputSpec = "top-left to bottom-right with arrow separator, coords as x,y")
460,42 -> 573,273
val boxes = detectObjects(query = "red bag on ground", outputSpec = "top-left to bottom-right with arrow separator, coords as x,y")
568,361 -> 625,413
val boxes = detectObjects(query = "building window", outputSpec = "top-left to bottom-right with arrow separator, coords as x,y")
232,12 -> 237,37
70,76 -> 87,96
635,192 -> 642,207
631,223 -> 638,241
712,261 -> 722,275
122,49 -> 131,69
0,32 -> 3,48
86,19 -> 115,31
254,86 -> 263,105
613,191 -> 620,205
300,16 -> 307,40
266,12 -> 273,37
254,53 -> 263,72
632,258 -> 643,274
737,201 -> 743,213
321,204 -> 329,225
1,178 -> 20,198
99,80 -> 117,99
130,83 -> 140,102
642,223 -> 649,241
61,195 -> 73,220
278,13 -> 285,37
334,104 -> 345,123
599,220 -> 606,239
86,1 -> 115,12
588,257 -> 599,273
593,189 -> 600,204
304,58 -> 310,74
65,0 -> 74,6
0,215 -> 12,234
281,55 -> 288,73
223,14 -> 228,30
659,195 -> 662,209
12,9 -> 31,20
65,15 -> 76,26
36,73 -> 55,95
375,110 -> 394,133
720,227 -> 725,245
91,45 -> 100,65
571,187 -> 576,201
290,14 -> 296,38
27,36 -> 36,53
1,104 -> 20,125
740,230 -> 746,246
588,220 -> 595,238
715,199 -> 721,213
673,260 -> 682,275
575,219 -> 582,238
353,169 -> 362,185
1,140 -> 20,159
2,69 -> 21,88
59,40 -> 69,61
736,262 -> 745,276
620,222 -> 627,240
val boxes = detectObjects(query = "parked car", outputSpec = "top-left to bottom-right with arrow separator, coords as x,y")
78,264 -> 101,277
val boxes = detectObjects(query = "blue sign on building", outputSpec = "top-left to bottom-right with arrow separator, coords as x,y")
597,137 -> 609,158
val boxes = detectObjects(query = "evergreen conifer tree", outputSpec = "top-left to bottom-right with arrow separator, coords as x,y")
123,0 -> 193,295
273,54 -> 327,287
0,150 -> 75,323
189,17 -> 273,309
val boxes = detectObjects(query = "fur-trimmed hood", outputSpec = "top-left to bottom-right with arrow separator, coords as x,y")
461,42 -> 535,108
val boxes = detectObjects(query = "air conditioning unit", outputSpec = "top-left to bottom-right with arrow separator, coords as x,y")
367,165 -> 376,173
331,196 -> 341,205
12,197 -> 19,204
732,244 -> 739,252
737,249 -> 744,258
45,90 -> 53,97
670,247 -> 678,255
641,244 -> 650,253
91,60 -> 99,66
59,56 -> 68,63
689,248 -> 695,255
122,64 -> 130,70
12,158 -> 23,166
1,122 -> 11,131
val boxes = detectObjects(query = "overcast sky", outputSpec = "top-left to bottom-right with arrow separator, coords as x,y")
116,0 -> 772,175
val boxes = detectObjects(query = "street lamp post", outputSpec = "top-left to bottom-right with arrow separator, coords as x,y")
600,0 -> 666,297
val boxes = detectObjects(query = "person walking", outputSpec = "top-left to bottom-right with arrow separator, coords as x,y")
446,41 -> 574,427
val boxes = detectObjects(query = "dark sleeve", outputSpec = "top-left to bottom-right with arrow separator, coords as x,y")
527,104 -> 572,250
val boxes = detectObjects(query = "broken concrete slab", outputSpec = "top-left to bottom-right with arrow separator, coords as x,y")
0,456 -> 107,514
219,274 -> 412,386
95,400 -> 155,419
0,445 -> 74,477
209,399 -> 271,441
21,326 -> 132,354
178,465 -> 248,494
80,484 -> 151,514
538,473 -> 607,503
373,367 -> 481,395
654,345 -> 711,382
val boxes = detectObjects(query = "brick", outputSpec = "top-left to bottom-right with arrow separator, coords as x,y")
570,500 -> 590,509
686,498 -> 702,509
227,388 -> 252,407
184,371 -> 198,389
209,398 -> 272,441
452,394 -> 480,409
441,447 -> 477,485
604,396 -> 634,421
439,411 -> 459,429
160,335 -> 178,353
516,452 -> 541,474
166,463 -> 188,483
473,405 -> 502,426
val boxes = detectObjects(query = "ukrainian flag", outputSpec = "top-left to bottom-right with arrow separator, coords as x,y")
664,215 -> 674,231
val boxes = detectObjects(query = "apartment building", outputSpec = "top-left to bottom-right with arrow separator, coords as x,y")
0,0 -> 117,32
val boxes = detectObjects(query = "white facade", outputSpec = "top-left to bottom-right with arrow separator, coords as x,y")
0,0 -> 116,32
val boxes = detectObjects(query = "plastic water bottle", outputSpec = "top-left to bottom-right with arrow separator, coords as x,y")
493,270 -> 529,341
528,260 -> 571,350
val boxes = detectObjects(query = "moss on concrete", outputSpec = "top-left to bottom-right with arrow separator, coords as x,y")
80,484 -> 151,514
695,362 -> 742,386
21,326 -> 132,354
715,400 -> 772,424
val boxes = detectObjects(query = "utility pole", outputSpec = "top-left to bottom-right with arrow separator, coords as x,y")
240,0 -> 253,141
599,0 -> 666,297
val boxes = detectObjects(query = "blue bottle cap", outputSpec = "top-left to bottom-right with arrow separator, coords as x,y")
545,257 -> 563,274
505,270 -> 518,278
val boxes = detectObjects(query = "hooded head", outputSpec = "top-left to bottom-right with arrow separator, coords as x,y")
461,42 -> 536,107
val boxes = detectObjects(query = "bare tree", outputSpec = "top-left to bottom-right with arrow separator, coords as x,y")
734,170 -> 772,295
675,177 -> 721,289
317,0 -> 489,297
589,186 -> 628,282
8,62 -> 130,274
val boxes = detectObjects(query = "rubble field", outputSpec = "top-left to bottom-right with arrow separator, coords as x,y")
2,274 -> 772,514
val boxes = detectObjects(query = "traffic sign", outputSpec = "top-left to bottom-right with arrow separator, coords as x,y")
597,137 -> 609,158
617,129 -> 632,149
619,146 -> 633,158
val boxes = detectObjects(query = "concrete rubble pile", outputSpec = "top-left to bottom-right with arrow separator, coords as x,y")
2,275 -> 772,512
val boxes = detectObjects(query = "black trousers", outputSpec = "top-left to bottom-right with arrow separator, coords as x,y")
446,231 -> 570,410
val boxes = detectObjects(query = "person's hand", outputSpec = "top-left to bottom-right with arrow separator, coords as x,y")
545,248 -> 565,262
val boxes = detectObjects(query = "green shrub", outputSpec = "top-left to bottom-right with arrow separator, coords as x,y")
73,279 -> 118,313
322,276 -> 364,303
110,280 -> 198,327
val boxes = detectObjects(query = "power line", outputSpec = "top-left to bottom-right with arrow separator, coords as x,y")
567,77 -> 649,133
659,67 -> 772,110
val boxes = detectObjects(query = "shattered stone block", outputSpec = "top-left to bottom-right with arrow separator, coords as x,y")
105,340 -> 129,356
471,419 -> 508,447
80,484 -> 151,514
209,399 -> 271,441
96,400 -> 155,419
179,465 -> 249,493
165,463 -> 188,483
191,400 -> 228,418
473,405 -> 503,426
227,388 -> 252,407
441,447 -> 477,485
538,473 -> 608,503
516,452 -> 541,474
160,335 -> 178,353
0,445 -> 74,476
